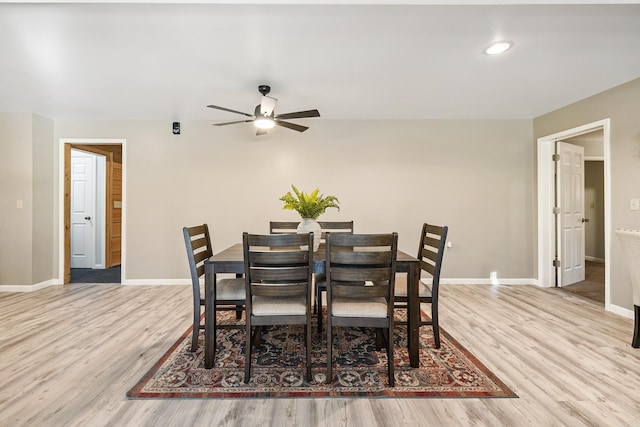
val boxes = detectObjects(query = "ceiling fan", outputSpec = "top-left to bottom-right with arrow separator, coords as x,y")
207,85 -> 320,135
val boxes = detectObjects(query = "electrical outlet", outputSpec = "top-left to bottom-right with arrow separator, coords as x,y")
631,198 -> 640,211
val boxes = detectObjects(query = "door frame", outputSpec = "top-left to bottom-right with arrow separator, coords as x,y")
59,138 -> 126,284
536,119 -> 611,308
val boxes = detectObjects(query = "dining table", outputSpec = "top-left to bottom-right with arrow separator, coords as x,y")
203,242 -> 421,369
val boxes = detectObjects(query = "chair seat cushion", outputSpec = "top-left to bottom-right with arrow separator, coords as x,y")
216,278 -> 245,301
394,276 -> 432,298
331,296 -> 388,318
252,295 -> 307,316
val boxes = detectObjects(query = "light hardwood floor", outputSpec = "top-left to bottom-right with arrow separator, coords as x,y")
1,283 -> 639,426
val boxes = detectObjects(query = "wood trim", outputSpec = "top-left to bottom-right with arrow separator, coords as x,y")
109,162 -> 122,267
64,144 -> 71,283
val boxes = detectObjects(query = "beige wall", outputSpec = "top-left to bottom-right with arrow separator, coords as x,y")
0,113 -> 34,285
534,77 -> 640,310
53,118 -> 535,283
32,114 -> 55,283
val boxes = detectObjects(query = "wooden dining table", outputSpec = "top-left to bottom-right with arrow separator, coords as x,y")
203,243 -> 421,369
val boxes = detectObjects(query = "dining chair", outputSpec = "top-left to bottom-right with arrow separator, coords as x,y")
268,220 -> 355,332
243,231 -> 314,383
269,221 -> 300,234
394,223 -> 448,349
313,221 -> 354,332
183,224 -> 245,352
325,232 -> 398,386
615,229 -> 640,348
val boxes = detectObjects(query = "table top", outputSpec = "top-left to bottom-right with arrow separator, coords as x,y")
206,242 -> 418,274
210,242 -> 417,261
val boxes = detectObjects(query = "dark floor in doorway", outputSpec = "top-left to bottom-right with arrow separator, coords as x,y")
70,265 -> 121,283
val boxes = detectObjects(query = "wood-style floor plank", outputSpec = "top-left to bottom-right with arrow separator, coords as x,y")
1,283 -> 639,426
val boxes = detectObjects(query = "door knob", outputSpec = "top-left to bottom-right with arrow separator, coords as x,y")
581,218 -> 589,223
84,216 -> 91,220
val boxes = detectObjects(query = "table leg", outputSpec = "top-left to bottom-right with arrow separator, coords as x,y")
204,268 -> 215,369
407,263 -> 420,368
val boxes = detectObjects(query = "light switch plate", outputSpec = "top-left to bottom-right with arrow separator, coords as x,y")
631,198 -> 640,211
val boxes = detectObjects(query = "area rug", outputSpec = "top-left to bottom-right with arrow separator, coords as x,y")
127,311 -> 517,399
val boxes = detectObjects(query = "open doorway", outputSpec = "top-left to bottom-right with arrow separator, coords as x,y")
59,139 -> 125,284
69,148 -> 110,282
537,119 -> 611,309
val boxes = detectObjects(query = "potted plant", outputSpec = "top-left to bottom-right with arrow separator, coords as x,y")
279,185 -> 340,251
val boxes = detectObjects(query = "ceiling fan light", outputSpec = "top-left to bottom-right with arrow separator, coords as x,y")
484,41 -> 512,55
254,117 -> 275,129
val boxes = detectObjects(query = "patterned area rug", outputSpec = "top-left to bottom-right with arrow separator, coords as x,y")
128,311 -> 517,399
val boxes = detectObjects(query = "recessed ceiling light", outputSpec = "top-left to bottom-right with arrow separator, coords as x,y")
484,41 -> 513,56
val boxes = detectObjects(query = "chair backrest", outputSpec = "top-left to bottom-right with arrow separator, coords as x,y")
183,224 -> 213,296
615,229 -> 640,306
243,232 -> 314,302
317,221 -> 354,241
269,221 -> 354,239
418,223 -> 448,285
326,233 -> 398,305
269,221 -> 300,234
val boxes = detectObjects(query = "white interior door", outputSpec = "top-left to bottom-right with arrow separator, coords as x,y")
71,150 -> 96,268
557,141 -> 586,286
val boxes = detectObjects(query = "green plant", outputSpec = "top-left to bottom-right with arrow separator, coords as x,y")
279,185 -> 340,220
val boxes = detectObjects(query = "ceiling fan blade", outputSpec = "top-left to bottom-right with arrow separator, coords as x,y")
207,104 -> 254,118
260,96 -> 278,116
256,128 -> 268,136
213,119 -> 253,126
275,109 -> 320,120
275,120 -> 309,132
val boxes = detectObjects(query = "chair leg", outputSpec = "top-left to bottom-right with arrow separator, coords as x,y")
432,303 -> 441,349
375,328 -> 383,350
235,304 -> 243,320
387,326 -> 395,387
305,323 -> 312,382
633,305 -> 640,349
191,308 -> 200,352
244,323 -> 252,383
313,280 -> 317,314
326,319 -> 332,383
317,286 -> 323,333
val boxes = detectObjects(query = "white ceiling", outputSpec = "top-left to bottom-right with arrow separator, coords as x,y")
1,1 -> 640,121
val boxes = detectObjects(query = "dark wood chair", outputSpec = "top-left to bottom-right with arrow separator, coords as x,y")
269,221 -> 300,234
268,220 -> 355,332
313,221 -> 354,332
325,232 -> 398,386
615,229 -> 640,348
183,224 -> 245,352
394,223 -> 448,348
242,232 -> 314,383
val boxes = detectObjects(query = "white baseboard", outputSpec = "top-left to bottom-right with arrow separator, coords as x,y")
0,278 -> 192,290
122,279 -> 191,286
440,278 -> 536,286
607,303 -> 634,319
0,279 -> 60,292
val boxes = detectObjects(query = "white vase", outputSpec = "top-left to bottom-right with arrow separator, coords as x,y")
297,218 -> 322,252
